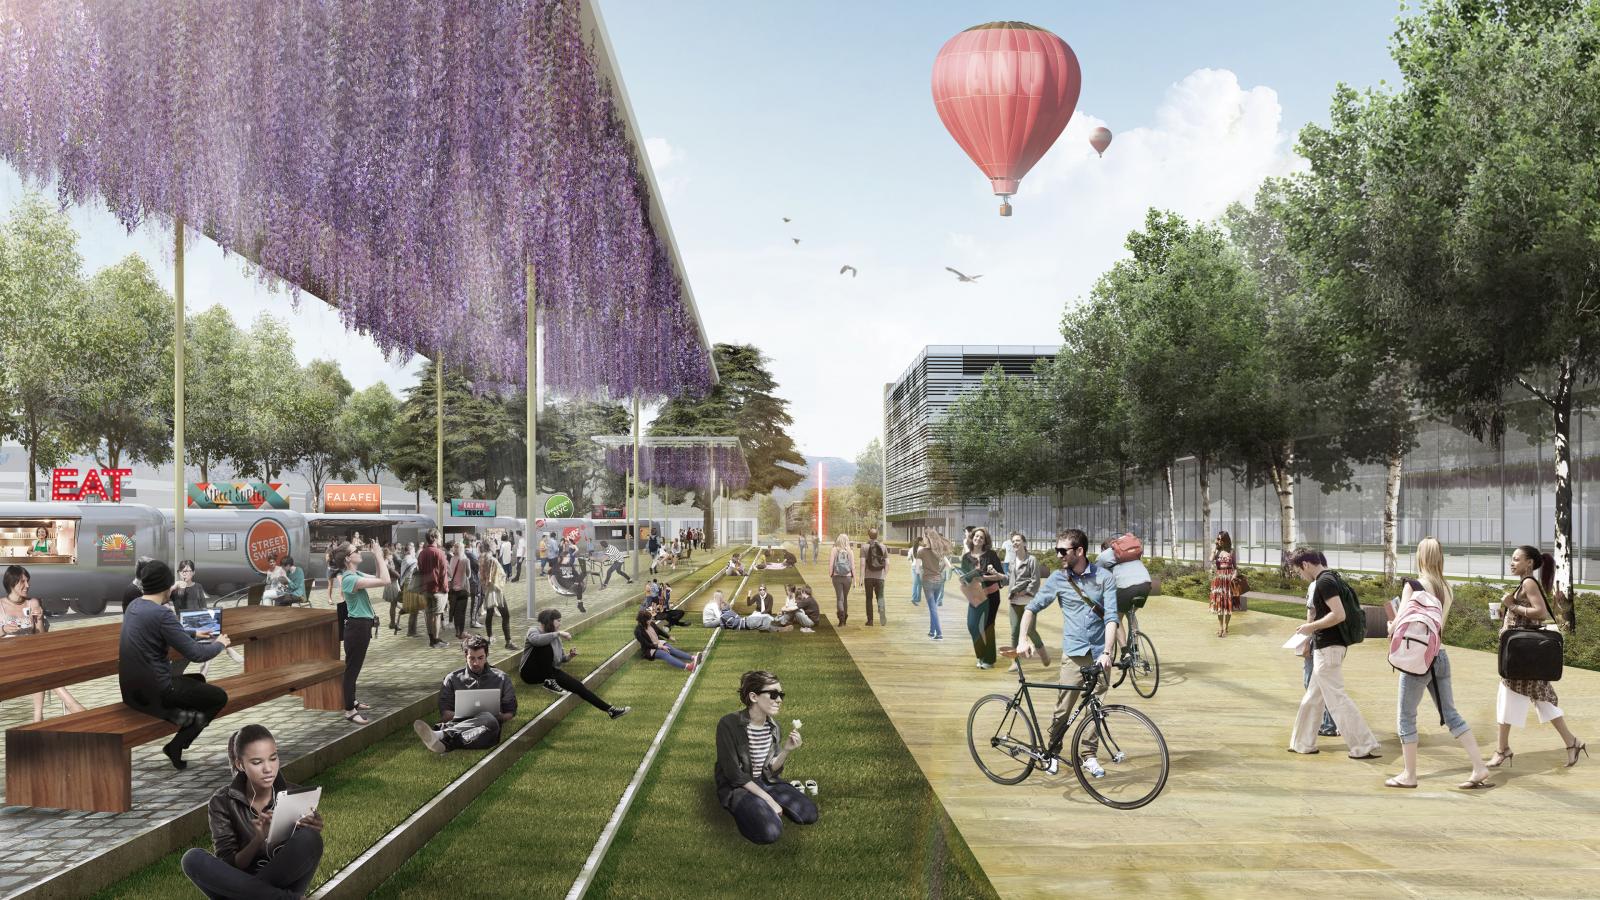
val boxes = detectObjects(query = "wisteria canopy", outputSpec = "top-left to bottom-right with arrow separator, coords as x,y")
0,0 -> 714,398
598,436 -> 751,493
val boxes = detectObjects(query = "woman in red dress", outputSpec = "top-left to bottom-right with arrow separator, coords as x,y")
1208,531 -> 1238,637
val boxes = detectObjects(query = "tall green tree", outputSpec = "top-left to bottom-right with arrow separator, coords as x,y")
938,366 -> 1052,523
388,360 -> 475,505
339,382 -> 400,483
296,359 -> 355,510
851,438 -> 883,525
652,343 -> 807,538
537,399 -> 631,510
231,313 -> 307,482
1308,0 -> 1600,598
0,194 -> 88,497
757,494 -> 783,535
70,254 -> 175,471
184,306 -> 249,482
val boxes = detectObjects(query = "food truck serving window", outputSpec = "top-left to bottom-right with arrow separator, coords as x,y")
0,518 -> 79,564
207,533 -> 239,552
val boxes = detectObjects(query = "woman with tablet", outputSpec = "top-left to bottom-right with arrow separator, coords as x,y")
181,724 -> 325,899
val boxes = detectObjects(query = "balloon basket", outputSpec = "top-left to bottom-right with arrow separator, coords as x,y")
998,200 -> 1012,217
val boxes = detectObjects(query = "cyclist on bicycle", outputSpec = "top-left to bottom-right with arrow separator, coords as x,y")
1016,528 -> 1120,778
1096,534 -> 1152,655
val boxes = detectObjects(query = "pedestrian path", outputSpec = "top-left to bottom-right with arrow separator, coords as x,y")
788,541 -> 1600,899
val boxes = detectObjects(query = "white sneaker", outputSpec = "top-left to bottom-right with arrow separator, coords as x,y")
1042,756 -> 1060,776
413,719 -> 447,754
977,661 -> 993,670
1081,756 -> 1106,778
800,627 -> 814,633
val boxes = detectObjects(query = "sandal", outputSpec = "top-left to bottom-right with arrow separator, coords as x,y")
344,710 -> 370,725
1486,747 -> 1514,769
1457,775 -> 1496,790
1383,776 -> 1417,789
1566,740 -> 1588,768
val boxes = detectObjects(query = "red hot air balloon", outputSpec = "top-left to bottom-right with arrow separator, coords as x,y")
1089,126 -> 1113,157
931,22 -> 1081,216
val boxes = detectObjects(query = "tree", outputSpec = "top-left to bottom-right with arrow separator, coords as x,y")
67,254 -> 176,471
938,366 -> 1053,524
1310,0 -> 1600,599
388,360 -> 475,504
851,438 -> 883,525
536,399 -> 631,509
184,306 -> 249,482
651,343 -> 806,537
340,382 -> 400,483
231,313 -> 308,482
296,359 -> 355,510
757,494 -> 783,534
0,194 -> 88,497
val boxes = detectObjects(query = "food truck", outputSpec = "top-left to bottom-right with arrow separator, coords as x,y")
303,513 -> 436,583
161,508 -> 312,600
0,501 -> 169,616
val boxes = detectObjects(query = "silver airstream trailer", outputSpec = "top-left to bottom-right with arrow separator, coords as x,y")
161,508 -> 312,599
0,501 -> 170,616
303,513 -> 436,584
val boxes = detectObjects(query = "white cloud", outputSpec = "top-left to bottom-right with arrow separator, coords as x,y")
644,136 -> 687,200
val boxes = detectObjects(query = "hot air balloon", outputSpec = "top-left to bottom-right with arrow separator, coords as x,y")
1089,126 -> 1113,157
931,22 -> 1081,216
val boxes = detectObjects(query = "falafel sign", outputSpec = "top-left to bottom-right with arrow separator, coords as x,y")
246,519 -> 291,574
187,482 -> 290,509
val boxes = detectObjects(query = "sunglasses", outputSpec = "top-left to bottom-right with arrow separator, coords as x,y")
757,690 -> 786,701
1055,547 -> 1075,556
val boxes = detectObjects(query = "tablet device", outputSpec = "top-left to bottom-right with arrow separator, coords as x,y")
453,688 -> 502,718
179,609 -> 221,637
267,786 -> 321,847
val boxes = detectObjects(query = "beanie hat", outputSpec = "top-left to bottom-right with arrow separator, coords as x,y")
140,559 -> 176,596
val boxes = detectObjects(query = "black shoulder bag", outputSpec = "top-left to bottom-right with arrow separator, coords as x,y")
1498,577 -> 1564,682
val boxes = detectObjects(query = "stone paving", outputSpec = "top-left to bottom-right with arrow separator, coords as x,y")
0,550 -> 692,899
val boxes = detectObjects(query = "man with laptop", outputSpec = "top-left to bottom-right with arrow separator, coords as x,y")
413,635 -> 517,754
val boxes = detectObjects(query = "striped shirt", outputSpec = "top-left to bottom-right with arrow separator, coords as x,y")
748,721 -> 773,779
606,545 -> 625,564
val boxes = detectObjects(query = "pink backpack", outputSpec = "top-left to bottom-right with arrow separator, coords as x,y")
1387,589 -> 1444,675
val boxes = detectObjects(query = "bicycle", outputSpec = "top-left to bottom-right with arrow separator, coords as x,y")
968,651 -> 1169,809
1111,606 -> 1160,698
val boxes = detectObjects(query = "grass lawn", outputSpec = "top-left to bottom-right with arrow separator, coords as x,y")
585,572 -> 997,900
93,550 -> 741,899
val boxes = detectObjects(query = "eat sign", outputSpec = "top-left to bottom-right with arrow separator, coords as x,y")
51,468 -> 132,502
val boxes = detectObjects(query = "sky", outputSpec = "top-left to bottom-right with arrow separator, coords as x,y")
0,0 -> 1406,461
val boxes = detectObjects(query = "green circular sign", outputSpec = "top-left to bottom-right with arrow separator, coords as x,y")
544,494 -> 575,518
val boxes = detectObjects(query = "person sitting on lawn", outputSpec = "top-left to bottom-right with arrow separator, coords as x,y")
775,585 -> 818,633
703,590 -> 784,632
716,670 -> 817,844
413,635 -> 517,754
636,608 -> 700,671
519,608 -> 630,719
642,588 -> 686,629
181,724 -> 325,899
725,554 -> 748,578
747,583 -> 778,616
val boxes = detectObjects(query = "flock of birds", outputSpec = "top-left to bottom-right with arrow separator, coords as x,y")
783,216 -> 981,283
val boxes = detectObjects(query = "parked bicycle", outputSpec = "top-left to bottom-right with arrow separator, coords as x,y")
968,652 -> 1169,809
1112,606 -> 1159,698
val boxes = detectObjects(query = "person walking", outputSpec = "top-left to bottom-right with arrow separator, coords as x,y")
562,535 -> 589,614
513,531 -> 527,582
416,530 -> 449,648
1209,531 -> 1239,638
544,532 -> 561,578
600,540 -> 633,587
499,532 -> 514,579
917,531 -> 951,640
811,534 -> 820,561
860,527 -> 889,626
447,541 -> 471,640
797,533 -> 809,564
908,537 -> 924,606
962,527 -> 1005,669
828,534 -> 855,626
466,540 -> 484,629
1386,538 -> 1494,790
481,541 -> 512,649
1489,544 -> 1585,770
1006,532 -> 1049,669
334,538 -> 388,726
1287,548 -> 1381,759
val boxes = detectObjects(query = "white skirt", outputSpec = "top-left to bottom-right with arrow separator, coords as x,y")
1497,682 -> 1564,726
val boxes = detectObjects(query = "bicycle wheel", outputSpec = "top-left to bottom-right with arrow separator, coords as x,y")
967,694 -> 1039,785
1129,631 -> 1160,699
1071,704 -> 1169,809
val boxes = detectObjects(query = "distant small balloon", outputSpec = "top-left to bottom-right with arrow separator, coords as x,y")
1089,127 -> 1113,157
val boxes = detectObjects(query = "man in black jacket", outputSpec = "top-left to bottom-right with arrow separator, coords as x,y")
413,636 -> 516,753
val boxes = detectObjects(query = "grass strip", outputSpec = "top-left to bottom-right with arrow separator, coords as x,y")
585,570 -> 997,900
93,550 -> 741,899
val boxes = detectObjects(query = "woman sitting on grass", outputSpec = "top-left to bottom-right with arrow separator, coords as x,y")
181,724 -> 324,899
636,608 -> 701,672
521,608 -> 631,719
716,670 -> 817,844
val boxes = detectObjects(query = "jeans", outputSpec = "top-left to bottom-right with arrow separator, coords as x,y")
440,710 -> 502,751
910,569 -> 922,605
512,558 -> 523,581
1302,653 -> 1337,733
603,561 -> 631,586
924,581 -> 944,636
449,589 -> 469,636
777,610 -> 814,628
181,828 -> 323,900
831,576 -> 852,624
1397,647 -> 1470,744
526,653 -> 613,712
485,604 -> 511,640
343,618 -> 373,711
135,673 -> 228,753
797,542 -> 808,563
1008,602 -> 1044,657
648,645 -> 695,669
1291,644 -> 1380,756
727,779 -> 819,844
967,595 -> 999,664
864,577 -> 886,624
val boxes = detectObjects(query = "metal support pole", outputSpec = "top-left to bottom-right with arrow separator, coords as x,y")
436,356 -> 445,535
631,396 -> 641,583
525,262 -> 537,618
173,217 -> 185,565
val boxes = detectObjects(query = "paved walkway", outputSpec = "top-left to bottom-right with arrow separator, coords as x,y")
786,541 -> 1600,899
0,552 -> 673,899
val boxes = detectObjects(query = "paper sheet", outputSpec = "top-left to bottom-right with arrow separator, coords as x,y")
1282,632 -> 1310,652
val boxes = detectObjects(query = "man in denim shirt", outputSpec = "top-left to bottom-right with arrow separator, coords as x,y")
1017,528 -> 1119,778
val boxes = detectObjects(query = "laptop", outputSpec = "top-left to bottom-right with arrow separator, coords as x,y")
179,608 -> 222,638
453,688 -> 502,718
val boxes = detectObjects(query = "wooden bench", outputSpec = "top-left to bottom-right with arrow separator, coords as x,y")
2,606 -> 344,812
6,659 -> 343,812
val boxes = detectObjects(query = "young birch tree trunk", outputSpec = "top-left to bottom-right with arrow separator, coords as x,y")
1268,441 -> 1298,575
1382,448 -> 1404,582
1550,357 -> 1576,626
1165,464 -> 1178,561
1198,454 -> 1212,552
1117,462 -> 1129,532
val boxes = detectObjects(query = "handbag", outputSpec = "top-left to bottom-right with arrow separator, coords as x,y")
1499,626 -> 1564,681
400,590 -> 428,615
1232,571 -> 1250,597
958,556 -> 990,607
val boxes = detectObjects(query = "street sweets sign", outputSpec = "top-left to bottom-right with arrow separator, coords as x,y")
187,482 -> 290,510
246,518 -> 291,573
324,483 -> 381,513
51,468 -> 132,502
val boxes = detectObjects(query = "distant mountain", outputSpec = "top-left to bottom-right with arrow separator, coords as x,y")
772,455 -> 857,505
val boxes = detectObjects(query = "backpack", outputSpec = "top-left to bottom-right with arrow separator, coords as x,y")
1110,532 -> 1144,563
865,541 -> 887,571
1387,589 -> 1443,675
831,548 -> 852,577
1319,571 -> 1365,646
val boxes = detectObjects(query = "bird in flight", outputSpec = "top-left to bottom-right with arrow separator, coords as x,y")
783,217 -> 792,223
945,267 -> 982,283
839,265 -> 857,277
791,238 -> 801,245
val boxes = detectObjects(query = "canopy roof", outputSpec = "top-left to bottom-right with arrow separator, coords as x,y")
0,0 -> 714,398
594,435 -> 750,492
